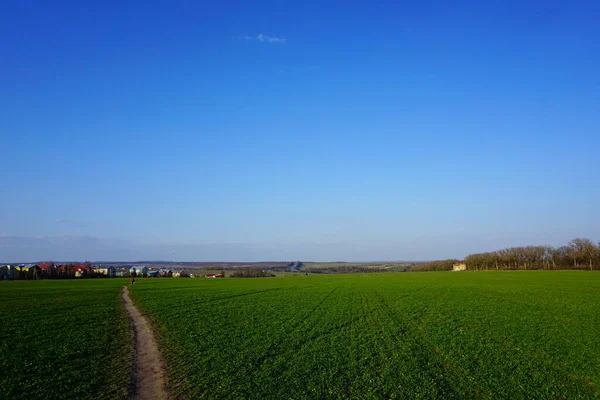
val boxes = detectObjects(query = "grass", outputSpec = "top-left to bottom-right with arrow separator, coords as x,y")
0,279 -> 132,400
130,271 -> 600,399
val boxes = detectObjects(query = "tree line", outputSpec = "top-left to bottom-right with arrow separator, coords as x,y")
413,238 -> 600,271
231,268 -> 276,278
411,259 -> 459,272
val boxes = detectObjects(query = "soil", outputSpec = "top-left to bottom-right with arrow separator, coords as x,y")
122,286 -> 168,400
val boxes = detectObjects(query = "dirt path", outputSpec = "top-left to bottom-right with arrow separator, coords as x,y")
122,286 -> 168,400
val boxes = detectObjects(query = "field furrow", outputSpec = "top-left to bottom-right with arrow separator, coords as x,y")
19,271 -> 590,400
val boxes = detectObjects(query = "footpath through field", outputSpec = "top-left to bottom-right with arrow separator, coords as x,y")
122,286 -> 168,400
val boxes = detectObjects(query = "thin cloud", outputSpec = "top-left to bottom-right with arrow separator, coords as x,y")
244,33 -> 286,44
257,33 -> 286,43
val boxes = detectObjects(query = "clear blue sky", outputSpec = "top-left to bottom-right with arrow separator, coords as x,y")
1,0 -> 599,262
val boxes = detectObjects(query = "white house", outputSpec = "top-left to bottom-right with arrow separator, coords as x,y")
172,270 -> 182,278
158,268 -> 173,277
130,265 -> 148,277
453,262 -> 467,271
94,266 -> 116,277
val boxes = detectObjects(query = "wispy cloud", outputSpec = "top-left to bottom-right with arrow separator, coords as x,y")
55,218 -> 88,228
244,33 -> 286,44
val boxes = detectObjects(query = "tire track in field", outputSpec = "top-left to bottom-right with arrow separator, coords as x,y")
251,285 -> 343,372
426,287 -> 598,396
356,286 -> 398,397
380,285 -> 598,398
370,288 -> 475,399
122,286 -> 169,400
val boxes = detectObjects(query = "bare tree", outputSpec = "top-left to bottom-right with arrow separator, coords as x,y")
568,238 -> 597,270
459,238 -> 599,271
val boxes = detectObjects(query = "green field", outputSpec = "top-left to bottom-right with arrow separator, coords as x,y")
0,279 -> 132,399
129,272 -> 600,399
2,272 -> 599,399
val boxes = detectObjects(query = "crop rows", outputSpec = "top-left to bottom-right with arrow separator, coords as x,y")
131,272 -> 600,399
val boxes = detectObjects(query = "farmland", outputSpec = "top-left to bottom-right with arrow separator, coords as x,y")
129,272 -> 600,399
0,280 -> 132,399
1,272 -> 599,399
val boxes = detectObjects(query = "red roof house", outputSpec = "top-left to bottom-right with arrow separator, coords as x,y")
38,262 -> 55,270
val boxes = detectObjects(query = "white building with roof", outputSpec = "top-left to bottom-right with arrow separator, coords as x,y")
130,265 -> 148,277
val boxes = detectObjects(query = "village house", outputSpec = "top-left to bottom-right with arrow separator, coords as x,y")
159,268 -> 173,277
130,265 -> 148,277
57,263 -> 91,278
73,264 -> 90,278
17,265 -> 29,273
1,265 -> 19,280
94,265 -> 116,277
38,262 -> 56,278
17,264 -> 42,279
453,262 -> 467,271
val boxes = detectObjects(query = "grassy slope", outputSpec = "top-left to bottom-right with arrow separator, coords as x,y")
0,279 -> 132,399
133,272 -> 600,399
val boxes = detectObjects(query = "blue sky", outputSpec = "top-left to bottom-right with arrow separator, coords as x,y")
1,1 -> 599,262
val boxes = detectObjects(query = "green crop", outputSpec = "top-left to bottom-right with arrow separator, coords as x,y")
2,272 -> 599,399
0,279 -> 132,399
130,271 -> 600,399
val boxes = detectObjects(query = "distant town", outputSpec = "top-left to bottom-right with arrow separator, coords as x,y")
0,261 -> 416,280
0,262 -> 189,279
3,237 -> 598,280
